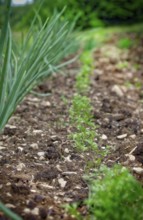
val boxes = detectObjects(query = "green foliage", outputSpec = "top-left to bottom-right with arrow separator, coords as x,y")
69,49 -> 96,151
76,51 -> 94,94
116,61 -> 129,69
70,95 -> 93,126
64,203 -> 82,220
96,0 -> 143,24
134,79 -> 142,89
66,166 -> 143,220
83,38 -> 97,52
76,66 -> 91,94
85,165 -> 143,220
70,128 -> 96,151
1,0 -> 143,29
0,2 -> 76,132
0,201 -> 22,220
80,51 -> 94,66
17,0 -> 143,29
69,95 -> 97,151
117,38 -> 133,49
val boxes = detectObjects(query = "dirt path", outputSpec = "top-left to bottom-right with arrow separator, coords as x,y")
0,31 -> 143,219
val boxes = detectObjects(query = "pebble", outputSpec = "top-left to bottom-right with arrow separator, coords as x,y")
51,135 -> 58,141
58,178 -> 67,188
111,85 -> 124,97
101,134 -> 108,140
37,152 -> 45,157
5,125 -> 17,129
0,146 -> 6,150
53,141 -> 59,145
38,183 -> 54,189
23,208 -> 31,214
41,101 -> 51,107
23,207 -> 39,215
62,171 -> 77,175
31,207 -> 39,215
33,130 -> 43,134
64,148 -> 69,153
30,143 -> 39,150
117,134 -> 127,139
6,182 -> 11,186
6,192 -> 12,197
27,97 -> 39,102
16,163 -> 26,171
64,155 -> 72,162
17,147 -> 24,152
56,165 -> 62,172
133,167 -> 143,174
6,204 -> 16,209
130,134 -> 136,139
125,154 -> 135,162
39,156 -> 45,161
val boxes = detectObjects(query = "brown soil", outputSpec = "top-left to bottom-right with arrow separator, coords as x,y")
0,31 -> 143,219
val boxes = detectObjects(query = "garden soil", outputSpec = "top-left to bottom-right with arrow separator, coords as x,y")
0,31 -> 143,219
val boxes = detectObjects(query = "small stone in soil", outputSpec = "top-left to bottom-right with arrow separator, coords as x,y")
16,163 -> 26,171
37,152 -> 45,157
101,134 -> 108,140
30,143 -> 39,150
58,178 -> 67,188
117,134 -> 127,139
125,154 -> 135,162
133,167 -> 143,174
31,207 -> 39,215
111,85 -> 124,97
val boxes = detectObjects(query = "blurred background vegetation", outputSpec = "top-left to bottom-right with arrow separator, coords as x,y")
0,0 -> 143,30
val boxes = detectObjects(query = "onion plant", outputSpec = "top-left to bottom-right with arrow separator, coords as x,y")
0,0 -> 76,132
0,201 -> 22,220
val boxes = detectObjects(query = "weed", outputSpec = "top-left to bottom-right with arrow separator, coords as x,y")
117,38 -> 133,49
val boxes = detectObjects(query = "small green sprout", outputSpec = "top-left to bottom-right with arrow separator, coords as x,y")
117,38 -> 133,49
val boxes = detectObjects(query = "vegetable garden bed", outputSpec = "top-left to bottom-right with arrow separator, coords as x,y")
0,29 -> 143,219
